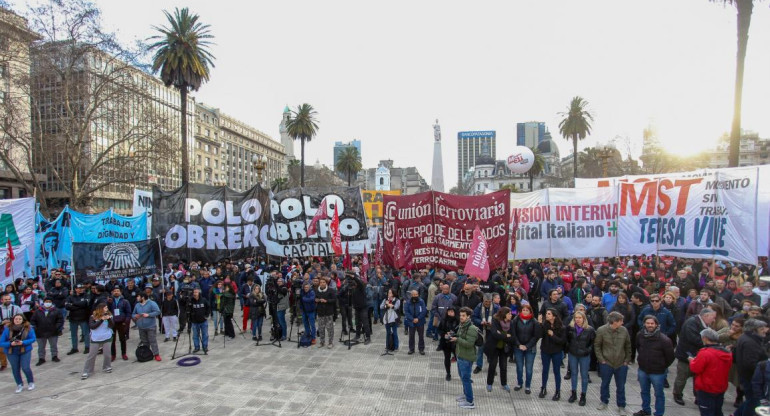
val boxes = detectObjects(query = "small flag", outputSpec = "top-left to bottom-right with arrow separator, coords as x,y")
343,242 -> 351,270
5,239 -> 14,277
464,226 -> 490,281
330,205 -> 342,256
361,246 -> 370,277
375,232 -> 383,266
307,198 -> 328,236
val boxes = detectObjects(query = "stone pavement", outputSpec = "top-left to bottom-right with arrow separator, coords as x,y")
1,311 -> 712,416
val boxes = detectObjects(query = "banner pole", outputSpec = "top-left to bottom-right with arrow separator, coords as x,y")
156,236 -> 166,297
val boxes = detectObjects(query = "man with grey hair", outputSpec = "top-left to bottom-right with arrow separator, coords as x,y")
673,308 -> 717,405
472,292 -> 499,374
689,328 -> 732,416
735,319 -> 769,416
595,311 -> 632,414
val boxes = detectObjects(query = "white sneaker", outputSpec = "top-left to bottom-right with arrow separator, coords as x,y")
458,401 -> 476,409
618,407 -> 627,415
81,373 -> 88,380
597,403 -> 608,410
27,383 -> 35,391
15,385 -> 23,393
456,395 -> 467,402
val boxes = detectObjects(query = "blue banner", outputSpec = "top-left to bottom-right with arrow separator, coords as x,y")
35,207 -> 147,276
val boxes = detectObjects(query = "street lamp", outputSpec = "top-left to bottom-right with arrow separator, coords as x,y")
598,144 -> 614,178
251,153 -> 266,185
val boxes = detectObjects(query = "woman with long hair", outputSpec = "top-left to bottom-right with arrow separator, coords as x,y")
81,302 -> 114,380
437,306 -> 458,381
661,291 -> 681,346
539,308 -> 566,401
512,303 -> 541,394
210,280 -> 225,336
381,289 -> 401,353
0,314 -> 35,393
485,306 -> 515,392
566,310 -> 595,406
611,293 -> 635,334
221,284 -> 236,339
710,303 -> 728,332
248,285 -> 267,341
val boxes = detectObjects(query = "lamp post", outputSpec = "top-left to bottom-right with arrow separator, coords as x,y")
598,145 -> 614,178
251,153 -> 266,185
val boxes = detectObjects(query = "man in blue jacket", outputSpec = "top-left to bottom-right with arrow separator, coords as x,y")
404,290 -> 427,355
108,287 -> 133,361
301,283 -> 317,344
132,293 -> 162,361
637,293 -> 676,337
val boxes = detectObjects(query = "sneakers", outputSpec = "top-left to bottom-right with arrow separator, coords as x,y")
446,374 -> 451,381
15,384 -> 23,393
252,336 -> 258,341
27,382 -> 35,390
419,351 -> 425,355
458,401 -> 476,409
514,385 -> 523,391
318,343 -> 325,348
193,348 -> 200,353
81,373 -> 89,380
154,355 -> 162,361
633,411 -> 651,416
122,355 -> 128,361
35,359 -> 45,366
311,339 -> 317,345
52,356 -> 60,362
486,385 -> 492,392
618,407 -> 628,415
597,403 -> 608,410
327,344 -> 333,349
456,395 -> 467,402
104,368 -> 112,373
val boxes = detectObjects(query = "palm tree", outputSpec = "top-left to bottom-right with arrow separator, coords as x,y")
335,147 -> 362,186
711,0 -> 757,167
286,104 -> 319,187
271,177 -> 289,193
149,7 -> 215,186
558,96 -> 594,186
527,146 -> 546,191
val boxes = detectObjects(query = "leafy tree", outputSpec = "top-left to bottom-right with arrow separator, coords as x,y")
335,146 -> 362,186
149,7 -> 215,185
286,103 -> 319,187
558,96 -> 594,186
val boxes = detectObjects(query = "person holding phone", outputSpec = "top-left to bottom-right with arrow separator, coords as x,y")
81,303 -> 114,380
0,313 -> 36,393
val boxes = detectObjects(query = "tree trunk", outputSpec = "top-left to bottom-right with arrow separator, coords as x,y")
347,170 -> 351,186
573,133 -> 579,187
300,138 -> 306,187
529,172 -> 534,191
180,87 -> 189,185
729,0 -> 753,168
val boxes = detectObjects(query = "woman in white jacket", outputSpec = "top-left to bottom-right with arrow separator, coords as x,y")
380,289 -> 401,352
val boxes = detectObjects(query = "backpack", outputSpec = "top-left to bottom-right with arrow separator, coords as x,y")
299,333 -> 313,348
135,344 -> 153,362
474,326 -> 484,347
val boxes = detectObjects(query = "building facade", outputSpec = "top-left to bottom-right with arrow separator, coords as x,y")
516,121 -> 551,148
194,103 -> 285,191
706,131 -> 770,169
457,130 -> 496,187
333,139 -> 361,180
358,159 -> 430,195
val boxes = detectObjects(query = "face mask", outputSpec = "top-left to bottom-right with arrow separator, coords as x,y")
743,306 -> 750,311
43,302 -> 52,308
411,297 -> 419,303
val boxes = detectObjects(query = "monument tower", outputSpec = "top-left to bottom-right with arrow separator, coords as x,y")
431,119 -> 445,192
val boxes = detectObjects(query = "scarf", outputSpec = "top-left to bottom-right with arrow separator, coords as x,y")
576,326 -> 584,336
642,327 -> 660,338
519,310 -> 533,320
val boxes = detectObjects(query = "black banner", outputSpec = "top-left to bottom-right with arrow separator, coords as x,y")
151,184 -> 271,264
73,239 -> 161,282
265,187 -> 369,257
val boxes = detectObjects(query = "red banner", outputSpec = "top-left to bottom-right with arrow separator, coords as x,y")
382,190 -> 510,271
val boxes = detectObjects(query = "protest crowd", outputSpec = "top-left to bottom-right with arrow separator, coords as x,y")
1,253 -> 769,416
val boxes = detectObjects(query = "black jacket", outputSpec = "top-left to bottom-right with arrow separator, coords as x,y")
512,316 -> 542,350
314,287 -> 337,317
248,294 -> 267,320
30,307 -> 63,338
675,315 -> 707,361
350,277 -> 367,309
540,299 -> 569,322
455,291 -> 482,311
588,305 -> 608,329
484,318 -> 515,355
567,325 -> 596,357
736,332 -> 768,382
47,286 -> 68,308
540,321 -> 566,354
161,297 -> 179,317
189,296 -> 210,324
636,329 -> 675,374
65,293 -> 92,322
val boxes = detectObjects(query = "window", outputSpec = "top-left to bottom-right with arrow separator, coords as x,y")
205,158 -> 210,167
204,144 -> 210,152
379,178 -> 384,185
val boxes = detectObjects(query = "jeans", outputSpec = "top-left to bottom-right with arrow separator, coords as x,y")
476,345 -> 484,368
57,308 -> 67,331
69,320 -> 90,350
8,350 -> 33,385
514,347 -> 536,388
697,390 -> 725,416
736,379 -> 757,416
139,327 -> 159,355
192,321 -> 208,349
457,358 -> 474,404
599,363 -> 628,407
372,295 -> 382,321
385,322 -> 399,351
638,369 -> 666,416
541,351 -> 563,391
277,310 -> 287,339
212,310 -> 224,331
251,317 -> 264,337
569,354 -> 591,393
426,310 -> 436,337
303,311 -> 316,340
408,325 -> 425,352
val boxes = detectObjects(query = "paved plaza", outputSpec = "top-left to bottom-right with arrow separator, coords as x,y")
1,311 -> 711,416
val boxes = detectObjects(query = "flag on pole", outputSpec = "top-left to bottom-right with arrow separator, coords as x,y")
464,226 -> 490,281
330,205 -> 342,256
307,197 -> 328,236
5,239 -> 14,277
375,232 -> 383,266
510,208 -> 521,258
361,245 -> 369,277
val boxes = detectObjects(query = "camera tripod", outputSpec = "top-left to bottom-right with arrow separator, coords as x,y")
218,314 -> 248,349
172,304 -> 193,360
256,306 -> 282,348
340,290 -> 361,350
286,292 -> 302,348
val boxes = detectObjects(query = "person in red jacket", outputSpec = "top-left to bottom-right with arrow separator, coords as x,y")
689,328 -> 733,416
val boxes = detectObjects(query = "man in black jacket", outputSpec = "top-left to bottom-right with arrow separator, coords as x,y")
539,289 -> 569,323
672,308 -> 715,405
65,284 -> 92,355
735,319 -> 769,416
315,278 -> 336,348
635,315 -> 675,416
350,274 -> 371,344
47,279 -> 68,334
455,284 -> 482,312
189,289 -> 210,354
30,297 -> 64,366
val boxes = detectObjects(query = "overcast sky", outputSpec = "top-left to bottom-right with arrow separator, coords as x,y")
33,1 -> 770,188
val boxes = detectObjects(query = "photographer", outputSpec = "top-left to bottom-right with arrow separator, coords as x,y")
81,302 -> 113,380
275,277 -> 289,341
338,279 -> 354,337
189,289 -> 210,353
349,274 -> 371,345
177,274 -> 199,334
